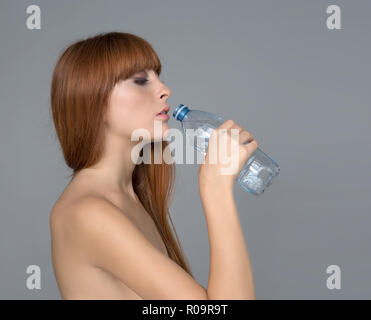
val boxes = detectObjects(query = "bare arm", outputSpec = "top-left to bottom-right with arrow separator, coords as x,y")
200,186 -> 256,299
198,119 -> 258,299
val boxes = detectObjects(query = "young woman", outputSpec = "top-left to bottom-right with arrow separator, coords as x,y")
49,31 -> 258,300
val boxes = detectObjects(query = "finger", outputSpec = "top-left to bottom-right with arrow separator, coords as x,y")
243,139 -> 259,151
217,119 -> 235,130
230,125 -> 243,135
239,130 -> 254,144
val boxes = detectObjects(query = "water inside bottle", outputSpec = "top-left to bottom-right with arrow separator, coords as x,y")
238,160 -> 265,194
237,151 -> 280,195
184,121 -> 217,155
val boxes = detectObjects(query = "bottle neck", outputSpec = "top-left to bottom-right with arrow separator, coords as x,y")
174,104 -> 190,121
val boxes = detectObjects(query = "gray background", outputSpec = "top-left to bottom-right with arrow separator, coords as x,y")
0,0 -> 370,299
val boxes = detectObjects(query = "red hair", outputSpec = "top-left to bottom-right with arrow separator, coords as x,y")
50,32 -> 193,277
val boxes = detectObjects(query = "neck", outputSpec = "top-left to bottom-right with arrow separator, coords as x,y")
75,133 -> 149,201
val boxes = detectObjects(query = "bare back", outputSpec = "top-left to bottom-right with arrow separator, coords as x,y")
49,171 -> 169,299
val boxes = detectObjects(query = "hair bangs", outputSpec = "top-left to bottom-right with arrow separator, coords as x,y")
104,32 -> 162,84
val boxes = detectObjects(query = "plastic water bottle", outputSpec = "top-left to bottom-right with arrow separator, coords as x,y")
172,104 -> 280,195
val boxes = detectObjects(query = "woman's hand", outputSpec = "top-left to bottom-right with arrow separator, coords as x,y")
198,119 -> 258,194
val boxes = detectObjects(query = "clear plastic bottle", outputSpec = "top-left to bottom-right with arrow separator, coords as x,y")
173,104 -> 280,195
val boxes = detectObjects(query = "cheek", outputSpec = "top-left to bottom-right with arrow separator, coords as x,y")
106,103 -> 156,138
107,88 -> 158,137
105,104 -> 130,136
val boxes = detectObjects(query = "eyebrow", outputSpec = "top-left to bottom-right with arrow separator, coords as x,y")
133,69 -> 160,78
133,70 -> 147,77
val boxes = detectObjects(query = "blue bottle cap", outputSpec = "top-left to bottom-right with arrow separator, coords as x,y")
173,104 -> 190,121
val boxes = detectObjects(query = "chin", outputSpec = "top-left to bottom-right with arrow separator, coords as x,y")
150,122 -> 171,142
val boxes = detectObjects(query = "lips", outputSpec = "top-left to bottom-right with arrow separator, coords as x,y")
156,105 -> 170,115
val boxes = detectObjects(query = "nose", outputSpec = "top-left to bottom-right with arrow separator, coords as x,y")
160,83 -> 171,103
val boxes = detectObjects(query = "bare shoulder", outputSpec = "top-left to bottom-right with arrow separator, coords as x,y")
65,195 -> 130,230
50,193 -> 95,228
50,194 -> 127,233
50,189 -> 209,299
50,194 -> 131,263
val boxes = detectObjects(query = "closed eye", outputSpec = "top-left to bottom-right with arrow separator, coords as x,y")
134,78 -> 149,85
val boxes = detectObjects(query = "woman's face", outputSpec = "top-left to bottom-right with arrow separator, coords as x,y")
105,69 -> 171,143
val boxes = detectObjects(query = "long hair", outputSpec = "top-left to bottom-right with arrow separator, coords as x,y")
50,31 -> 193,277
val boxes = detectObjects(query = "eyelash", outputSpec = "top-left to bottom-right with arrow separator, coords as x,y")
134,78 -> 149,85
134,76 -> 166,86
